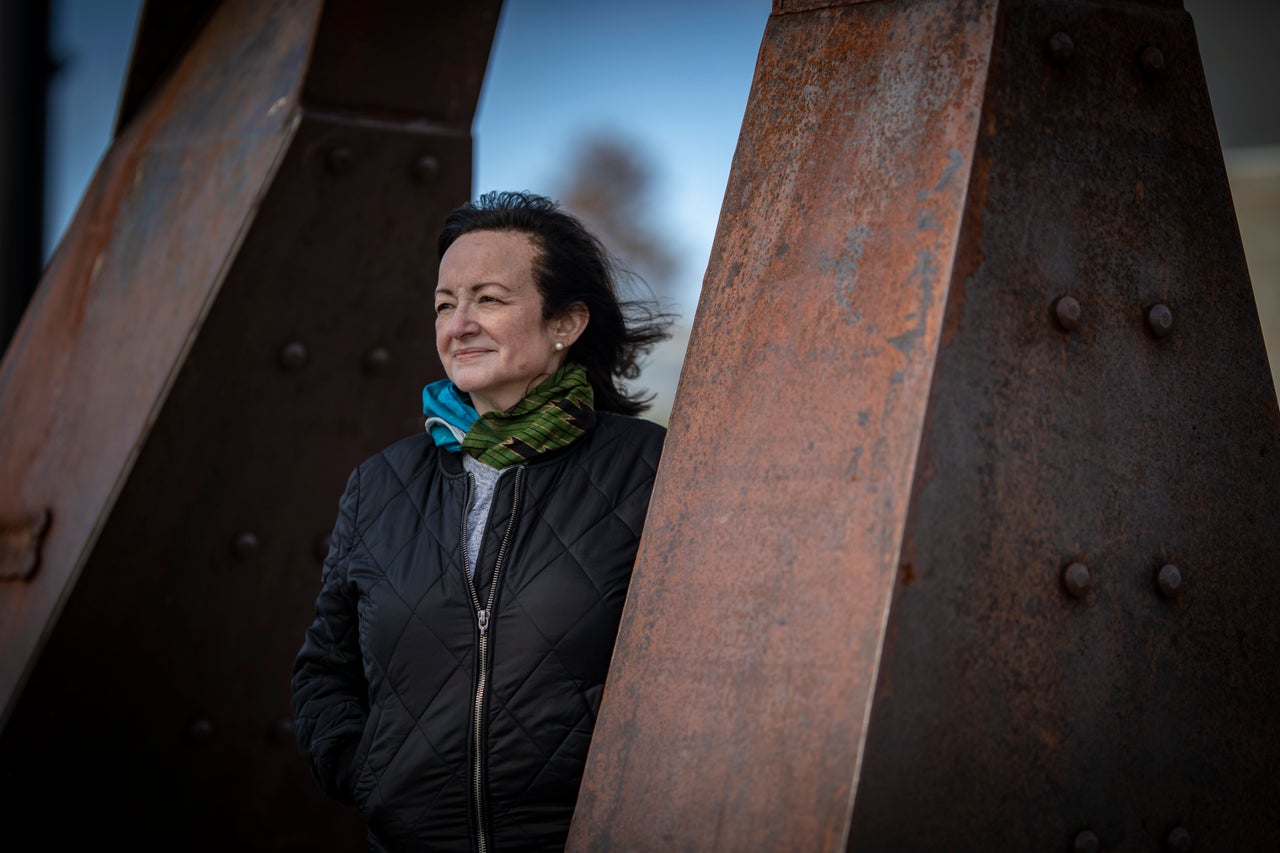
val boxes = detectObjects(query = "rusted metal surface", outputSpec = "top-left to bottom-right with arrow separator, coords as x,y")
574,0 -> 1280,850
0,509 -> 50,582
0,0 -> 318,736
303,0 -> 498,117
570,1 -> 1001,849
849,1 -> 1280,849
0,0 -> 499,848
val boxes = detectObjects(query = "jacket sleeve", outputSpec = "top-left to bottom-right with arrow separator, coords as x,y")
291,466 -> 367,805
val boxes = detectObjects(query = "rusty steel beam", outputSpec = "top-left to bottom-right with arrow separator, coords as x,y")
571,0 -> 1280,851
0,0 -> 499,849
572,0 -> 1002,847
0,0 -> 318,736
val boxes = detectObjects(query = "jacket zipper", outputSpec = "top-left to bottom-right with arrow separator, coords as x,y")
462,465 -> 524,853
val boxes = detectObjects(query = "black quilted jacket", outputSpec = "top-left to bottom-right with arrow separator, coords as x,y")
291,413 -> 665,852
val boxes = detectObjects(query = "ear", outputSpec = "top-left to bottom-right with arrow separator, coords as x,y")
550,302 -> 589,346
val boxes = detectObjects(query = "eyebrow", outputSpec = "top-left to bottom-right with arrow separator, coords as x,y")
435,280 -> 512,297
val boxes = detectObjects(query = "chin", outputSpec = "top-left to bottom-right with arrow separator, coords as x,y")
446,367 -> 487,393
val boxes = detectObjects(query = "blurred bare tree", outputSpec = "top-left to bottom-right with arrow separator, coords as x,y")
553,132 -> 680,307
552,131 -> 687,424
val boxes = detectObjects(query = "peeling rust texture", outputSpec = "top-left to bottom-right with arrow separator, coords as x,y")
848,1 -> 1280,851
569,2 -> 1000,850
0,0 -> 498,849
0,510 -> 51,582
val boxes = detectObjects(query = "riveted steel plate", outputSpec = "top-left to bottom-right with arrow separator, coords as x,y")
849,1 -> 1280,849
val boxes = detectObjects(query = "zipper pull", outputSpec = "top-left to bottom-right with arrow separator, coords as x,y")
477,609 -> 490,636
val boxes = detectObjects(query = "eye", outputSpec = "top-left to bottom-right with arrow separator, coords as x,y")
434,302 -> 454,316
479,294 -> 501,304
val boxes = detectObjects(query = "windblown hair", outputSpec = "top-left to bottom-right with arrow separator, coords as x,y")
437,190 -> 674,416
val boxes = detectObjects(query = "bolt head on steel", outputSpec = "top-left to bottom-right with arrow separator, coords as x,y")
325,146 -> 354,175
1167,826 -> 1191,852
1054,295 -> 1081,331
1062,562 -> 1092,598
232,531 -> 259,560
268,716 -> 295,745
1147,303 -> 1174,338
1073,830 -> 1100,853
187,718 -> 214,743
363,346 -> 394,374
279,341 -> 308,370
1157,563 -> 1183,598
314,532 -> 333,561
1139,45 -> 1166,79
411,155 -> 440,183
1047,32 -> 1075,64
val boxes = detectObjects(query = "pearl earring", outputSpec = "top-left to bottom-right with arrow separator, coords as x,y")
554,341 -> 565,351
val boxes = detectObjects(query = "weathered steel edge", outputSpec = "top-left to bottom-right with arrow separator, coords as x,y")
775,0 -> 1185,17
0,0 -> 322,731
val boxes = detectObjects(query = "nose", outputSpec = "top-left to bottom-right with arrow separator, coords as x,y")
444,302 -> 478,338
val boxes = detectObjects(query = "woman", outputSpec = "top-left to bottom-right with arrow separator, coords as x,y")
291,191 -> 671,852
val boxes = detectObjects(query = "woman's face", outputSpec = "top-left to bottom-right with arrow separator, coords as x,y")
435,230 -> 585,414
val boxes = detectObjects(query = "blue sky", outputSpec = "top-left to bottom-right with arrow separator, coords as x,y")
48,0 -> 1272,315
47,0 -> 771,317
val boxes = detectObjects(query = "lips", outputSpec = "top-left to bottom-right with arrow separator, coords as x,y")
452,348 -> 491,359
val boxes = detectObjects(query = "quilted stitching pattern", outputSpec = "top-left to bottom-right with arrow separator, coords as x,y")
292,414 -> 664,852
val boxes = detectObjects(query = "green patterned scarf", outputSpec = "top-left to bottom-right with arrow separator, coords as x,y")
461,363 -> 596,469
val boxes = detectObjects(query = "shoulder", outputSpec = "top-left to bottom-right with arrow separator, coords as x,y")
566,412 -> 666,479
590,412 -> 666,452
352,432 -> 449,492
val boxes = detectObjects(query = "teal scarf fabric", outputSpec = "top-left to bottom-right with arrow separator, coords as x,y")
461,364 -> 595,469
422,378 -> 478,451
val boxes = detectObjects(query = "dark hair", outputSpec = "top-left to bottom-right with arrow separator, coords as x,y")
437,190 -> 674,416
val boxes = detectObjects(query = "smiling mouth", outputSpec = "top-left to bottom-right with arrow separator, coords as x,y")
452,349 -> 490,359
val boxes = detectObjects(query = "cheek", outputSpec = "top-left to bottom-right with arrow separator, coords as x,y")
516,324 -> 551,365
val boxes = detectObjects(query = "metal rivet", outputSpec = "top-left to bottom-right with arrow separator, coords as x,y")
1157,563 -> 1183,598
268,717 -> 295,746
410,155 -> 439,183
1147,303 -> 1174,338
1062,562 -> 1092,598
1074,830 -> 1100,853
279,341 -> 308,371
314,533 -> 332,562
1139,45 -> 1166,79
1054,295 -> 1081,331
325,146 -> 353,175
187,718 -> 214,743
1047,32 -> 1075,64
363,346 -> 394,374
232,532 -> 259,560
1167,826 -> 1191,852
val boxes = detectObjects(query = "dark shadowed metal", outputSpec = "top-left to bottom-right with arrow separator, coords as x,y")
0,0 -> 50,355
849,1 -> 1280,850
0,0 -> 499,848
572,0 -> 1280,850
114,0 -> 220,136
